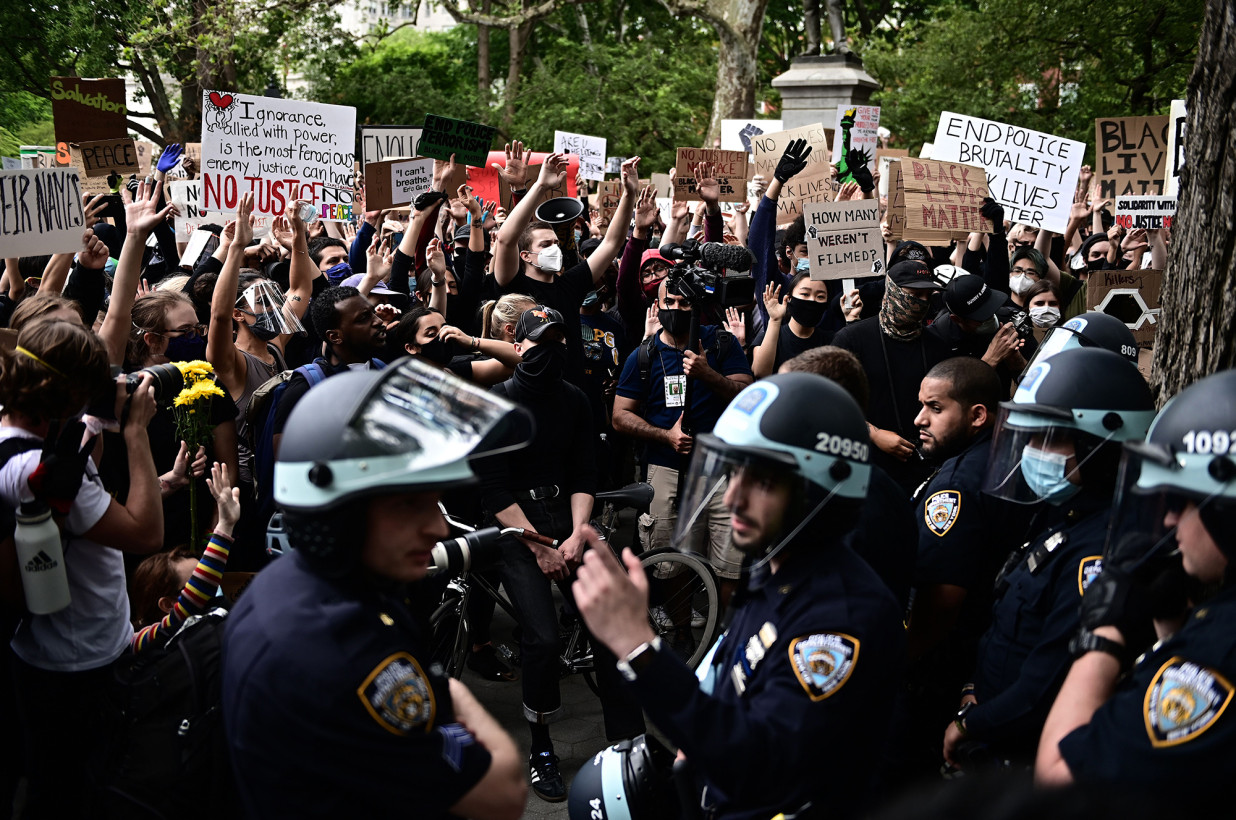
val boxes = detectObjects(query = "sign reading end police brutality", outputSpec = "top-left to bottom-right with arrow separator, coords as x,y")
802,201 -> 882,280
0,169 -> 85,257
200,91 -> 356,221
932,112 -> 1084,234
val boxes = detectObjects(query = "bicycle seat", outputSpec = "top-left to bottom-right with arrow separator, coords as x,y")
595,482 -> 655,513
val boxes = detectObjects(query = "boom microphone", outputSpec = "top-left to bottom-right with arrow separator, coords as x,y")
698,242 -> 754,273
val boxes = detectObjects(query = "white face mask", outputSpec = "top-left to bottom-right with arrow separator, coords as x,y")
1009,273 -> 1034,295
1029,305 -> 1061,327
535,244 -> 563,273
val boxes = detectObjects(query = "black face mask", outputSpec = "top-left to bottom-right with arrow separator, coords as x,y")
419,337 -> 452,365
243,311 -> 281,341
165,333 -> 207,362
658,307 -> 692,338
517,342 -> 567,382
788,297 -> 826,327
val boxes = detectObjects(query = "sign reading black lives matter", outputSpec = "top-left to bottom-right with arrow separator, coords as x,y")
200,90 -> 357,221
417,115 -> 497,168
802,200 -> 883,280
932,112 -> 1084,234
0,169 -> 86,256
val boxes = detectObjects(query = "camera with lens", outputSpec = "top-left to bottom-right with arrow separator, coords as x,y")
659,240 -> 756,309
87,362 -> 186,419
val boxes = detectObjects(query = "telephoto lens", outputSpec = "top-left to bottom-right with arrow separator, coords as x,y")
125,362 -> 185,403
428,527 -> 505,576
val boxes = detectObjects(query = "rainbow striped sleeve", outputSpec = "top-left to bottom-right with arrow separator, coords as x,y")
132,532 -> 233,654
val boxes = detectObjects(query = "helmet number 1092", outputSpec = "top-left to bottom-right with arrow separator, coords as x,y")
816,433 -> 869,462
1181,430 -> 1236,455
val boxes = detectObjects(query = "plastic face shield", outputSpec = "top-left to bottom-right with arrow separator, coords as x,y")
983,407 -> 1083,505
236,280 -> 306,337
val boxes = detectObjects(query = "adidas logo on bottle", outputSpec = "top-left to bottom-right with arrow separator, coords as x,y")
24,551 -> 59,572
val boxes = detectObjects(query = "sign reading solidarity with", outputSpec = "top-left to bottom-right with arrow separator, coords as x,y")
673,148 -> 748,202
1114,196 -> 1176,231
553,131 -> 607,181
201,90 -> 357,221
932,112 -> 1084,233
802,200 -> 882,280
0,169 -> 86,256
50,77 -> 128,165
1094,116 -> 1169,200
417,115 -> 497,168
360,126 -> 423,167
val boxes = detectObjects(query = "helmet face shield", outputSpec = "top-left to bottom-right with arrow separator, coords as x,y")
1104,444 -> 1188,571
983,407 -> 1085,505
237,280 -> 306,337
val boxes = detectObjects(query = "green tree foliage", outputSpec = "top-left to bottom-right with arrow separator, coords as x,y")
863,0 -> 1204,155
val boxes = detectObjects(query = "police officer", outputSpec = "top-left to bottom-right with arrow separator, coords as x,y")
901,358 -> 1033,775
574,373 -> 905,819
942,348 -> 1155,769
221,359 -> 528,819
1037,369 -> 1236,806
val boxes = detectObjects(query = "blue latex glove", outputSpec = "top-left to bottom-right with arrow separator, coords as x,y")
157,143 -> 184,173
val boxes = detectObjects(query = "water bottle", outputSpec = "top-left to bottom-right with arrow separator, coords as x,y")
14,502 -> 71,615
297,202 -> 320,224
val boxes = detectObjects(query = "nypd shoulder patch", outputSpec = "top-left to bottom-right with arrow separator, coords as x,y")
924,490 -> 961,536
358,652 -> 436,736
1143,656 -> 1234,748
788,633 -> 860,701
1077,555 -> 1104,595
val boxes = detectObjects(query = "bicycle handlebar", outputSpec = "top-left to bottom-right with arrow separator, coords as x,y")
507,527 -> 560,547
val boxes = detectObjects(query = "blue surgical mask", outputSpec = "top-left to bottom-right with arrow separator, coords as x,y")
795,258 -> 810,274
1021,444 -> 1082,504
325,261 -> 353,285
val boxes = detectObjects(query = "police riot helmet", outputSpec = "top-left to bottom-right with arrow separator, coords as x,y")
1107,369 -> 1236,570
673,373 -> 871,566
568,734 -> 676,820
275,357 -> 531,575
1024,311 -> 1139,367
984,347 -> 1155,505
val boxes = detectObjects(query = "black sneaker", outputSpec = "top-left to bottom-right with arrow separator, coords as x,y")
528,751 -> 567,802
466,644 -> 518,682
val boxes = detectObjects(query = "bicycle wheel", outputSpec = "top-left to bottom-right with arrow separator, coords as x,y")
639,549 -> 721,669
428,591 -> 470,679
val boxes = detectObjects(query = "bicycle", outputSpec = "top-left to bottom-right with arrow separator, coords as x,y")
428,482 -> 723,688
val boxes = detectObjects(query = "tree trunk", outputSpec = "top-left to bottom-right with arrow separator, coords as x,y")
704,0 -> 771,147
478,0 -> 491,103
1150,0 -> 1236,404
504,19 -> 532,131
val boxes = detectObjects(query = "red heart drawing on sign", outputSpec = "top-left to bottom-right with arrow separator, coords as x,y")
208,91 -> 234,110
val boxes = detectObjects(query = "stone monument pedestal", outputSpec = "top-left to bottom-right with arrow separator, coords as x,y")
772,54 -> 879,130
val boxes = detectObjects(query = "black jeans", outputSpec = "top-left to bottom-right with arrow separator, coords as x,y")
498,497 -> 645,740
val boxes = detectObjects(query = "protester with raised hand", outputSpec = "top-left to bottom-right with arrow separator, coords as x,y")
99,179 -> 174,366
393,154 -> 458,298
747,140 -> 812,333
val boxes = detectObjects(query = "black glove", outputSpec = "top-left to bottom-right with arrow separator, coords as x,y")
1080,564 -> 1155,652
413,190 -> 448,211
27,420 -> 95,516
979,197 -> 1005,234
774,139 -> 812,184
847,150 -> 874,193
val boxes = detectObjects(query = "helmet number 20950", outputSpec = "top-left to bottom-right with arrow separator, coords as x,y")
816,433 -> 869,462
1181,430 -> 1236,455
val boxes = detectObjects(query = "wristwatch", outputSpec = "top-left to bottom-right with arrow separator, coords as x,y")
954,700 -> 976,735
617,636 -> 663,682
1069,629 -> 1129,668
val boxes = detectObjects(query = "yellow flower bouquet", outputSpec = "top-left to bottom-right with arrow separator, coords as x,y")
172,360 -> 225,549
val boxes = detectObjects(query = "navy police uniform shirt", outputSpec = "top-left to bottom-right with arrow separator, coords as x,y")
1059,585 -> 1236,799
615,325 -> 752,469
965,499 -> 1109,759
222,551 -> 491,818
625,543 -> 905,820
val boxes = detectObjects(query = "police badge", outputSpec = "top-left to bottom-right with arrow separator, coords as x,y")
789,633 -> 860,701
924,490 -> 961,536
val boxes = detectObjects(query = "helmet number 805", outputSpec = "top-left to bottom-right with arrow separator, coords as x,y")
816,432 -> 869,462
1181,430 -> 1236,455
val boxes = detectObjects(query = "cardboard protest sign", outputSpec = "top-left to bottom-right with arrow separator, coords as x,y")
134,141 -> 158,174
417,115 -> 497,168
597,180 -> 623,221
750,123 -> 832,183
360,126 -> 423,166
553,131 -> 606,181
1094,116 -> 1169,200
721,119 -> 783,153
168,180 -> 270,242
0,169 -> 86,256
68,138 -> 139,196
1114,196 -> 1176,231
650,173 -> 673,199
831,105 -> 880,172
774,168 -> 834,226
877,148 -> 909,197
932,112 -> 1084,233
1165,100 -> 1186,198
19,147 -> 59,169
50,77 -> 127,164
1085,269 -> 1163,350
364,157 -> 434,210
886,160 -> 906,239
900,158 -> 992,241
802,200 -> 883,280
673,148 -> 748,202
201,90 -> 356,222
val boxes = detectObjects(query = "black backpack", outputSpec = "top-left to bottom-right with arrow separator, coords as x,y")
95,607 -> 236,820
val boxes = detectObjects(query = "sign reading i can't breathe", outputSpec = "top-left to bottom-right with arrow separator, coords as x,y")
417,115 -> 497,168
200,90 -> 357,221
